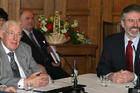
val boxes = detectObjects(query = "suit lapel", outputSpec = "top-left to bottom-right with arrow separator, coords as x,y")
15,48 -> 25,69
134,37 -> 140,74
33,29 -> 48,48
14,44 -> 30,77
120,32 -> 126,67
33,29 -> 43,47
135,39 -> 140,60
22,31 -> 34,45
0,42 -> 14,77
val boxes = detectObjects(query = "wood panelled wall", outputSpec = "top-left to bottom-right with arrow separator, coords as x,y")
0,0 -> 139,73
102,0 -> 140,23
0,0 -> 20,20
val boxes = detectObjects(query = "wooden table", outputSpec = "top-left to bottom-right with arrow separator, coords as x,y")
56,44 -> 98,74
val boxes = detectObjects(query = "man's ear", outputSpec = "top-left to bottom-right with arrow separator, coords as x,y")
121,20 -> 125,28
18,20 -> 24,29
0,30 -> 4,39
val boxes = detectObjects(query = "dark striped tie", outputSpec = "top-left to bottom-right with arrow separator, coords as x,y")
8,52 -> 21,77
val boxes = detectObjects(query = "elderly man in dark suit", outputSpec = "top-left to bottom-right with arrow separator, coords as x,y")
0,20 -> 49,88
19,10 -> 70,80
97,4 -> 140,83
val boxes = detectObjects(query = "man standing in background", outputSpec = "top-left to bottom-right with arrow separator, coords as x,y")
19,10 -> 70,80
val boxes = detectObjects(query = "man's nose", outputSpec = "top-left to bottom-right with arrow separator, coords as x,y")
133,20 -> 139,27
13,34 -> 18,40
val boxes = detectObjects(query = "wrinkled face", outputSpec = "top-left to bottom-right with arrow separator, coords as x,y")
0,18 -> 6,29
121,11 -> 140,39
20,11 -> 35,31
1,24 -> 22,51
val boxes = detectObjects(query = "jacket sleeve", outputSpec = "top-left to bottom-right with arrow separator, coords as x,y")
97,37 -> 113,77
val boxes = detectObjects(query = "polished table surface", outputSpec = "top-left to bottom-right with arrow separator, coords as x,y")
17,73 -> 134,93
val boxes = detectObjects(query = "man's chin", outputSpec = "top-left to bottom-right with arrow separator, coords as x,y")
10,46 -> 18,51
129,33 -> 139,37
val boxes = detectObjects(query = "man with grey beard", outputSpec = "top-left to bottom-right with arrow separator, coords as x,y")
97,4 -> 140,84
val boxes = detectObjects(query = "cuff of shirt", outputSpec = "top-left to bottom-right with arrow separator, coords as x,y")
132,73 -> 138,82
17,78 -> 24,89
17,75 -> 53,89
48,75 -> 54,84
106,72 -> 137,82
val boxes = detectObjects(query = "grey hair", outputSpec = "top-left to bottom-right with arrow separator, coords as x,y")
19,10 -> 33,19
1,20 -> 21,32
121,4 -> 140,21
19,10 -> 24,18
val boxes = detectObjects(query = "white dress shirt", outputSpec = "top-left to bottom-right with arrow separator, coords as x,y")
124,34 -> 140,69
124,33 -> 140,82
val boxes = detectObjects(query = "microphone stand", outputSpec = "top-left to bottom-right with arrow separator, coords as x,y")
63,60 -> 86,93
57,52 -> 86,93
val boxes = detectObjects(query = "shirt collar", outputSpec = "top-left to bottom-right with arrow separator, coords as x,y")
124,34 -> 140,50
125,33 -> 140,48
1,41 -> 14,54
23,28 -> 33,36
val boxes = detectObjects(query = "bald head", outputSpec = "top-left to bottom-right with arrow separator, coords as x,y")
19,10 -> 35,31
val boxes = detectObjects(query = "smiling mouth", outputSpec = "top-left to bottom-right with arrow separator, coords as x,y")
11,42 -> 17,45
130,28 -> 139,32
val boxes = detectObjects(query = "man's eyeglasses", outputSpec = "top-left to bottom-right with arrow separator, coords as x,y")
125,19 -> 140,23
6,31 -> 23,38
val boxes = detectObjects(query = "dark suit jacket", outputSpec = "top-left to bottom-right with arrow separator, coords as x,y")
21,29 -> 70,79
21,29 -> 51,66
0,41 -> 42,87
97,32 -> 140,77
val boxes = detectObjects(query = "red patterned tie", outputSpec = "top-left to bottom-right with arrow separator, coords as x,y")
125,40 -> 133,72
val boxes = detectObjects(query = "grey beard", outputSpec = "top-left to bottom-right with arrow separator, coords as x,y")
126,28 -> 140,37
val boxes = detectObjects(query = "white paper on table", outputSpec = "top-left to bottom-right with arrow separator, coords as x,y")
33,78 -> 72,92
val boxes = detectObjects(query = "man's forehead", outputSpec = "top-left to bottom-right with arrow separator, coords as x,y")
125,11 -> 140,18
6,24 -> 21,31
23,11 -> 33,16
126,11 -> 140,15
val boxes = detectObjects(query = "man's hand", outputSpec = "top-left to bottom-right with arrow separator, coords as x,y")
3,86 -> 16,93
24,71 -> 49,88
108,70 -> 135,83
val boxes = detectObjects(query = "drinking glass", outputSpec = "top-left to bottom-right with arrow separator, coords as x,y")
100,75 -> 109,87
24,82 -> 34,92
71,74 -> 74,85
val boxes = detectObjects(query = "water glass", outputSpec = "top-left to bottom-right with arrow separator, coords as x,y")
25,82 -> 34,92
71,74 -> 74,85
100,75 -> 109,87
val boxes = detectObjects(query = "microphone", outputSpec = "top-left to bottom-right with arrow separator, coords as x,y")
57,52 -> 73,73
63,59 -> 86,93
73,60 -> 78,88
49,52 -> 86,93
